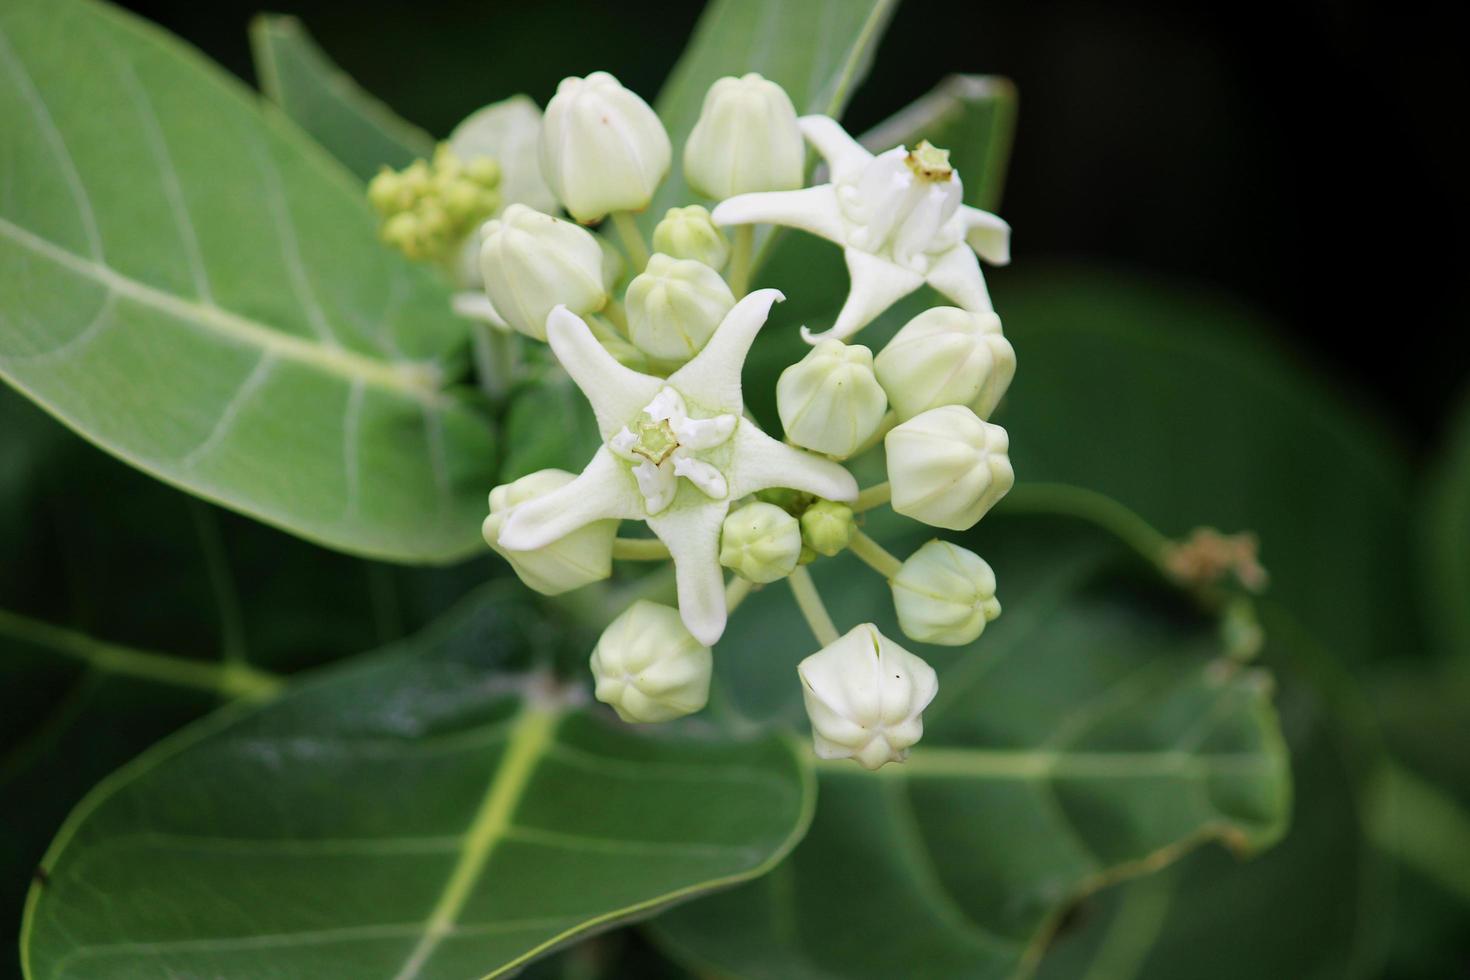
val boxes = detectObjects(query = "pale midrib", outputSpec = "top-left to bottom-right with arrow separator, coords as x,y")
390,706 -> 560,980
0,216 -> 445,404
820,746 -> 1275,781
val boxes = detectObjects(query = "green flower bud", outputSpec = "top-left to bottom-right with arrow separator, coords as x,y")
590,600 -> 712,723
479,204 -> 608,340
465,156 -> 502,189
684,73 -> 804,199
540,71 -> 671,223
799,500 -> 853,557
367,168 -> 406,214
777,340 -> 888,458
798,623 -> 937,770
719,501 -> 801,583
652,205 -> 731,270
875,307 -> 1016,421
885,405 -> 1014,531
624,253 -> 736,361
482,469 -> 616,595
891,540 -> 1001,646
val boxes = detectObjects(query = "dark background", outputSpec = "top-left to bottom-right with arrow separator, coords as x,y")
114,0 -> 1469,454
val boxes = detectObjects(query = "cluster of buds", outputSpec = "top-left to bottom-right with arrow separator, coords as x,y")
387,68 -> 1018,770
369,145 -> 502,263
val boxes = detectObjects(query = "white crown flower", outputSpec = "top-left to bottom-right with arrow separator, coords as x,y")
712,116 -> 1011,342
496,289 -> 857,645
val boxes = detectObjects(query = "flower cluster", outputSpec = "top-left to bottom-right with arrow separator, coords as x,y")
390,71 -> 1017,769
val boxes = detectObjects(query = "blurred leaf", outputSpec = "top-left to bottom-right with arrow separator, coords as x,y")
650,515 -> 1289,979
1036,602 -> 1391,980
249,14 -> 435,180
21,591 -> 813,980
498,367 -> 604,483
647,0 -> 899,223
1421,388 -> 1470,660
0,0 -> 496,563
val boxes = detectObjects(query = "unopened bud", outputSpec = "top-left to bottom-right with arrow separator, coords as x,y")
624,253 -> 735,361
875,307 -> 1016,421
800,500 -> 853,557
590,600 -> 713,723
719,502 -> 801,583
891,540 -> 1001,646
479,204 -> 608,340
885,405 -> 1013,531
540,71 -> 671,223
798,624 -> 937,770
684,73 -> 804,200
483,469 -> 616,595
652,205 -> 731,270
777,340 -> 888,458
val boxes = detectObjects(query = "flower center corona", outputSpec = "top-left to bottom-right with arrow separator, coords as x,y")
905,140 -> 953,183
633,418 -> 680,465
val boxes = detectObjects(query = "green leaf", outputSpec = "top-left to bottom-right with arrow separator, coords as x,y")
249,15 -> 435,180
649,515 -> 1289,979
647,0 -> 899,223
1422,387 -> 1470,660
21,591 -> 814,980
498,367 -> 604,483
0,0 -> 495,563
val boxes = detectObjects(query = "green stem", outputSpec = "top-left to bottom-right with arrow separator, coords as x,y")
611,537 -> 671,561
471,323 -> 520,402
610,210 -> 650,273
728,225 -> 755,298
997,482 -> 1172,570
787,566 -> 840,647
725,575 -> 755,614
1368,760 -> 1470,905
848,529 -> 904,579
853,482 -> 891,513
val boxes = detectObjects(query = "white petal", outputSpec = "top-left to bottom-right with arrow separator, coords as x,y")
609,427 -> 639,461
925,243 -> 993,313
498,447 -> 640,550
711,185 -> 847,245
647,502 -> 732,645
726,422 -> 858,502
450,291 -> 508,329
667,288 -> 784,416
802,247 -> 924,343
961,206 -> 1011,265
546,306 -> 663,439
672,453 -> 729,499
798,115 -> 872,182
672,412 -> 737,451
633,460 -> 678,515
645,386 -> 688,423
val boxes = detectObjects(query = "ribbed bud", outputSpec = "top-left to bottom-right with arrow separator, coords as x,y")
479,204 -> 608,340
777,340 -> 888,458
875,307 -> 1016,421
483,469 -> 616,595
624,253 -> 736,361
800,500 -> 853,557
797,624 -> 938,770
652,205 -> 731,270
885,405 -> 1014,530
891,540 -> 1001,646
684,73 -> 804,199
590,601 -> 713,723
719,502 -> 801,583
540,71 -> 671,223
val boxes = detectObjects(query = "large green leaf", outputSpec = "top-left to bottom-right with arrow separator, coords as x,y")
647,0 -> 899,223
1421,388 -> 1470,660
650,515 -> 1289,979
249,15 -> 435,181
20,590 -> 813,980
0,0 -> 495,563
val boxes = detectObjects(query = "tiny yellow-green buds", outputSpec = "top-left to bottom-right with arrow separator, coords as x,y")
624,253 -> 736,361
798,623 -> 938,770
719,501 -> 801,583
652,205 -> 731,270
483,469 -> 616,595
540,71 -> 671,223
885,405 -> 1014,531
684,72 -> 804,200
369,146 -> 502,263
777,340 -> 889,458
590,600 -> 713,723
800,500 -> 853,557
891,540 -> 1001,646
875,307 -> 1016,421
448,94 -> 559,214
479,204 -> 608,340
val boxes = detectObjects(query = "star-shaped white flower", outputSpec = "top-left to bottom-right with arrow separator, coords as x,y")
711,116 -> 1011,343
498,289 -> 858,645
